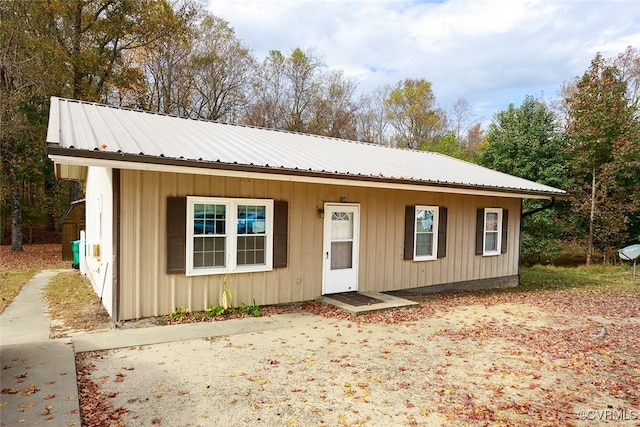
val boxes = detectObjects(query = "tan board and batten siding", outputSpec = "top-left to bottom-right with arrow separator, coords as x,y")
118,169 -> 520,320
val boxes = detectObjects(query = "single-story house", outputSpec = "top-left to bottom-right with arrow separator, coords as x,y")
46,97 -> 565,321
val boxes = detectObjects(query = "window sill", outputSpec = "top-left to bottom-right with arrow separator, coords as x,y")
186,265 -> 273,277
482,252 -> 501,257
413,256 -> 437,262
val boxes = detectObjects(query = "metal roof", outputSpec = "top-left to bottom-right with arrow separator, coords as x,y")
46,97 -> 565,198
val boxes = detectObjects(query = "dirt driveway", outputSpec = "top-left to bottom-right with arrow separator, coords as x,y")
77,294 -> 640,427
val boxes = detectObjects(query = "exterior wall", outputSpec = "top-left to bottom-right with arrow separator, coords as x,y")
83,166 -> 115,317
118,170 -> 521,320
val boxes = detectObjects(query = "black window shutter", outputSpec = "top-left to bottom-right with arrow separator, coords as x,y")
475,208 -> 484,255
501,209 -> 509,254
404,205 -> 415,260
166,197 -> 186,274
273,200 -> 288,268
437,207 -> 448,258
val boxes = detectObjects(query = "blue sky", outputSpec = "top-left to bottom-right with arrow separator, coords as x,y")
208,0 -> 640,124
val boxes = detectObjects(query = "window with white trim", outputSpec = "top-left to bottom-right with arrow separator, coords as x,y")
483,208 -> 502,256
414,206 -> 439,260
186,197 -> 273,276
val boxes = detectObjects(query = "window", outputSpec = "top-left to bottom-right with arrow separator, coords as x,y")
475,208 -> 508,256
414,206 -> 439,260
483,208 -> 502,255
404,205 -> 447,261
186,197 -> 273,276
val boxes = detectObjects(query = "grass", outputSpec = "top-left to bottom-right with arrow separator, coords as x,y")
43,270 -> 111,333
1,267 -> 41,313
45,270 -> 102,306
0,244 -> 67,313
520,263 -> 636,293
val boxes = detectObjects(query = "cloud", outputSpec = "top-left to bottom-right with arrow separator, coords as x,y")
209,0 -> 640,122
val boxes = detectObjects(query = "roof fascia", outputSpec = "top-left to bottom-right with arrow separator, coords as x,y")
47,148 -> 562,200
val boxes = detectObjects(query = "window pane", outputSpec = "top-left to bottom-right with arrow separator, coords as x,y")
193,252 -> 204,268
237,250 -> 245,265
485,212 -> 498,231
194,237 -> 204,251
331,241 -> 353,269
331,212 -> 353,240
485,232 -> 498,252
194,203 -> 225,235
416,233 -> 434,257
238,205 -> 266,235
204,252 -> 214,267
193,236 -> 225,268
416,209 -> 434,233
214,252 -> 225,267
237,236 -> 266,266
194,219 -> 205,235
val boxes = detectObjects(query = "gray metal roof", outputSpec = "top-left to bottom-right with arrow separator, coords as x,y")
46,97 -> 565,197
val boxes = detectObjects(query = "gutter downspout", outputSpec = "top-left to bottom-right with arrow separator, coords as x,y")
522,197 -> 556,218
520,197 -> 556,282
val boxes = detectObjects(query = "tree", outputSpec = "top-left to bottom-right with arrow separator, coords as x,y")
1,0 -> 193,250
448,97 -> 476,146
565,53 -> 640,264
118,0 -> 203,114
355,85 -> 391,145
479,96 -> 570,261
431,132 -> 464,158
465,122 -> 484,156
1,0 -> 54,250
284,47 -> 324,132
384,78 -> 445,150
243,49 -> 288,128
307,70 -> 359,139
189,14 -> 255,122
614,46 -> 640,116
244,47 -> 325,132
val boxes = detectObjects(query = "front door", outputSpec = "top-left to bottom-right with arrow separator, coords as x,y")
323,203 -> 359,294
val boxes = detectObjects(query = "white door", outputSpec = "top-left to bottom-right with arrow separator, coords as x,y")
323,203 -> 359,294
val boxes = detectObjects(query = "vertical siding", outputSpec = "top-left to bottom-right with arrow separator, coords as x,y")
118,170 -> 522,320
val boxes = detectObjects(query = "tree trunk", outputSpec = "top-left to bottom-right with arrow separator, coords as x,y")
586,168 -> 596,266
6,162 -> 23,252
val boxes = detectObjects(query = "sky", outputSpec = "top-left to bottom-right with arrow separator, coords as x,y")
208,0 -> 640,124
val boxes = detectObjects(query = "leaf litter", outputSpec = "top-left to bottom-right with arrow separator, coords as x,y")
74,278 -> 639,427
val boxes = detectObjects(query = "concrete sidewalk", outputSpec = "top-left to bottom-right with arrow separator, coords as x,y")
0,270 -> 297,426
0,270 -> 81,427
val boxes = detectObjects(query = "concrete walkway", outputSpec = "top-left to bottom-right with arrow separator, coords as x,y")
0,270 -> 81,427
0,270 -> 298,426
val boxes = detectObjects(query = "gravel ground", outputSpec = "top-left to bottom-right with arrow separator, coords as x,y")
76,302 -> 639,427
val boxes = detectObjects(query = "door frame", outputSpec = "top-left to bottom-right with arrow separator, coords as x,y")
322,203 -> 360,294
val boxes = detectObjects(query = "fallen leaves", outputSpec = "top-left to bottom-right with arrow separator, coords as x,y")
71,266 -> 639,426
2,384 -> 40,396
75,353 -> 128,426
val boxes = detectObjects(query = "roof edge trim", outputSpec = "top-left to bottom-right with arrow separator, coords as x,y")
47,146 -> 565,199
46,97 -> 61,144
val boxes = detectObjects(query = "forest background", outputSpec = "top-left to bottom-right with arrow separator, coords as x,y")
1,0 -> 639,266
